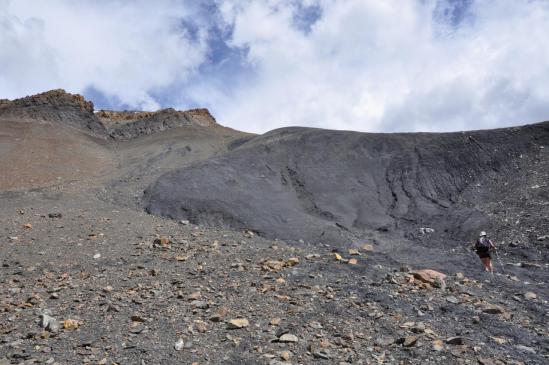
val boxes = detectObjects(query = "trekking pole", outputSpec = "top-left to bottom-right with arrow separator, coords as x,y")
494,249 -> 505,274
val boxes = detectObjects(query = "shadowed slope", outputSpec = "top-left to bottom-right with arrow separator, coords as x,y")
144,122 -> 549,245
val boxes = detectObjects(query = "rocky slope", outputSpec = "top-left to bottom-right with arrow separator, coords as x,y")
144,123 -> 549,246
0,90 -> 547,364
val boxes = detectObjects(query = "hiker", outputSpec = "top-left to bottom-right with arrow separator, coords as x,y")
474,231 -> 496,273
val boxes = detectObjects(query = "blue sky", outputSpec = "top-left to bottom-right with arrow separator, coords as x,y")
1,0 -> 549,133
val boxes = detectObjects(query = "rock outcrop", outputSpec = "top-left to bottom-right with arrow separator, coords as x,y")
0,89 -> 219,139
97,108 -> 217,139
0,89 -> 106,136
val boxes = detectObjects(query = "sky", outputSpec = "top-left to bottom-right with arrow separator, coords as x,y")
1,0 -> 549,133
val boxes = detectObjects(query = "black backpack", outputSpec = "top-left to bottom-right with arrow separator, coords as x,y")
476,237 -> 490,250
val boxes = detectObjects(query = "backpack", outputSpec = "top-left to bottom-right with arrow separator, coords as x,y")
476,237 -> 491,250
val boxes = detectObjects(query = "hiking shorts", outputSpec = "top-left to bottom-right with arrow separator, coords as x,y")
476,249 -> 491,259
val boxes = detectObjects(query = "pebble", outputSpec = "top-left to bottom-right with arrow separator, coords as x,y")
227,318 -> 249,329
515,345 -> 536,354
446,336 -> 464,345
174,338 -> 184,351
278,333 -> 298,343
524,292 -> 537,300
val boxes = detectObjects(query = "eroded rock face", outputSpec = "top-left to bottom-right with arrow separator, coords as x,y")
98,108 -> 218,139
0,89 -> 105,136
0,90 -> 219,140
144,122 -> 549,245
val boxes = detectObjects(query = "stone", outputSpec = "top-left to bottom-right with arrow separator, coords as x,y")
209,307 -> 228,322
446,337 -> 464,345
375,336 -> 395,346
446,296 -> 460,304
524,292 -> 537,300
48,213 -> 62,219
432,340 -> 444,351
179,220 -> 190,225
93,253 -> 101,259
278,333 -> 298,343
174,338 -> 184,351
63,319 -> 79,330
154,236 -> 171,247
410,269 -> 446,285
477,358 -> 496,365
362,244 -> 374,251
402,336 -> 418,347
515,345 -> 536,354
41,314 -> 60,333
490,336 -> 506,345
313,350 -> 331,359
348,258 -> 358,265
280,351 -> 291,361
191,300 -> 209,309
227,318 -> 249,329
482,305 -> 505,314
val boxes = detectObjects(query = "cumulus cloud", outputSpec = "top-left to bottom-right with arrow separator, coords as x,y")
0,0 -> 210,109
208,0 -> 549,132
1,0 -> 549,133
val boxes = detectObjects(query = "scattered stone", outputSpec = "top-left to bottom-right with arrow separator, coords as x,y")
209,307 -> 228,322
191,300 -> 209,309
174,338 -> 184,351
410,269 -> 446,285
153,236 -> 171,247
23,223 -> 32,229
419,227 -> 434,234
524,292 -> 537,300
361,244 -> 374,251
477,358 -> 496,365
227,318 -> 249,329
432,340 -> 444,351
179,219 -> 190,225
515,345 -> 536,354
312,350 -> 331,359
446,296 -> 460,304
446,337 -> 464,345
482,305 -> 505,314
63,319 -> 79,330
48,213 -> 62,219
375,337 -> 395,346
537,235 -> 548,241
278,333 -> 298,343
401,336 -> 418,347
490,336 -> 507,345
93,253 -> 101,259
348,258 -> 358,265
279,351 -> 291,361
41,314 -> 59,333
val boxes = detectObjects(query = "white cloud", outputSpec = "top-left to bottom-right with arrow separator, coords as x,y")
1,0 -> 549,133
205,0 -> 549,133
0,0 -> 209,109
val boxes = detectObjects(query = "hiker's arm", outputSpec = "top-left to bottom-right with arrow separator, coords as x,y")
489,240 -> 496,250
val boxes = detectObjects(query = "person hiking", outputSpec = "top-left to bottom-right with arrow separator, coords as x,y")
474,231 -> 496,273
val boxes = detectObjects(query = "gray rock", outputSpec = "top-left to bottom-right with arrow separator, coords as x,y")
41,314 -> 59,333
278,333 -> 298,343
515,345 -> 536,354
174,338 -> 184,351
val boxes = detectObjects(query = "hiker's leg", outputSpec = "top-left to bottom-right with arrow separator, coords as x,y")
480,258 -> 489,271
488,259 -> 494,273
